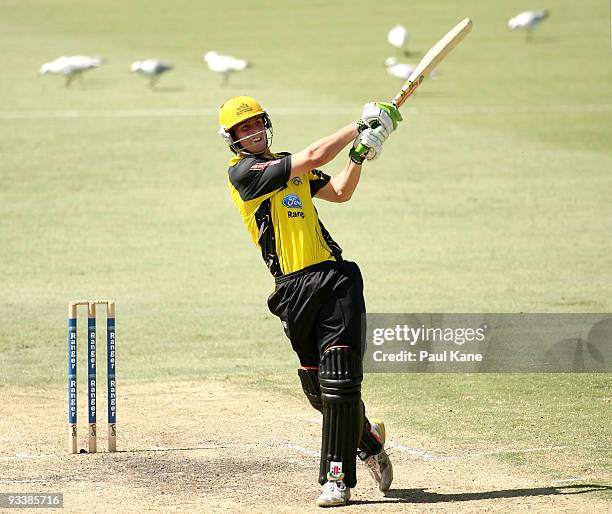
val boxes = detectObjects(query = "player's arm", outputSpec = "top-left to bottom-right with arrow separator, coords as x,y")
228,157 -> 291,202
313,103 -> 402,203
314,126 -> 386,203
314,160 -> 362,203
288,124 -> 359,179
315,122 -> 396,203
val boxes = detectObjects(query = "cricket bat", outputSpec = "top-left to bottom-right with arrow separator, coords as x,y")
392,17 -> 472,108
355,18 -> 472,156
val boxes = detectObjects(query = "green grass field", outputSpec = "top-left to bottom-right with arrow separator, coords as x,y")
1,0 -> 611,506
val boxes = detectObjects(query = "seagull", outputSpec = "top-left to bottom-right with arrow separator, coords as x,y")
508,10 -> 550,41
39,55 -> 103,87
385,57 -> 416,81
130,59 -> 173,88
388,25 -> 410,55
203,51 -> 249,87
385,57 -> 438,84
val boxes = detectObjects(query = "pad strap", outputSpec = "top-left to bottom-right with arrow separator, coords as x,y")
298,368 -> 323,413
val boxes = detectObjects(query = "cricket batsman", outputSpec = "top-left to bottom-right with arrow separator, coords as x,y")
218,95 -> 401,507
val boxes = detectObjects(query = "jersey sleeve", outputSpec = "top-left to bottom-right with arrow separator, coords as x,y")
228,156 -> 291,201
307,169 -> 331,197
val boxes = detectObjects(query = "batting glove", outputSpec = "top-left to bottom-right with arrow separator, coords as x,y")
349,125 -> 388,164
361,102 -> 403,133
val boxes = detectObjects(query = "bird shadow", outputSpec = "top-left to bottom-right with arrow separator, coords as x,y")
525,36 -> 557,44
68,79 -> 107,90
350,484 -> 611,505
151,85 -> 186,93
402,49 -> 424,59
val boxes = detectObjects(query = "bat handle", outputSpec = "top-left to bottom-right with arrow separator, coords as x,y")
353,143 -> 368,157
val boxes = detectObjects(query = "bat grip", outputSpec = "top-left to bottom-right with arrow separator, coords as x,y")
354,143 -> 368,157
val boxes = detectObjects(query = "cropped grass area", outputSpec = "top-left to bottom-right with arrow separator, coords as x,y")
241,371 -> 611,489
0,0 -> 610,497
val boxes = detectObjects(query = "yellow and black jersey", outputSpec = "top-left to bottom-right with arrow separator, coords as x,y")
227,152 -> 342,277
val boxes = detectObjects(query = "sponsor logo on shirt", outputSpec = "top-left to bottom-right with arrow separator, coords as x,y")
249,159 -> 281,172
291,177 -> 303,186
282,193 -> 302,209
249,161 -> 269,171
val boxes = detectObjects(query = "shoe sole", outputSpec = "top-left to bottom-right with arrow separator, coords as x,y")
379,457 -> 393,492
368,419 -> 392,492
316,491 -> 351,507
316,500 -> 349,507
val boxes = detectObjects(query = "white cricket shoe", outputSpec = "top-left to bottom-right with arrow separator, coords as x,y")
365,419 -> 393,492
316,480 -> 351,507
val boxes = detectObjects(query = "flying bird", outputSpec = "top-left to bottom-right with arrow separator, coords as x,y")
387,25 -> 410,55
130,59 -> 173,88
203,51 -> 249,87
508,10 -> 550,41
39,55 -> 103,87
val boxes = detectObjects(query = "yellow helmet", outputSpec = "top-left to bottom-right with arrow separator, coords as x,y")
218,96 -> 273,155
218,95 -> 265,131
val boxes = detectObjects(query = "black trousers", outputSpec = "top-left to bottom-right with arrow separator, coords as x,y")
267,260 -> 366,364
268,260 -> 382,487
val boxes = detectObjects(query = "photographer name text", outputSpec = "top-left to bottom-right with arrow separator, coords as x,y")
372,350 -> 483,363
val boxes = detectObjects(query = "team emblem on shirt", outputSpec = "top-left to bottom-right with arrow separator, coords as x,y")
291,177 -> 303,186
282,193 -> 302,209
283,193 -> 305,219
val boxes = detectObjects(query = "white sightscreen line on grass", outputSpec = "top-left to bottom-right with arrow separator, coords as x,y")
1,105 -> 612,120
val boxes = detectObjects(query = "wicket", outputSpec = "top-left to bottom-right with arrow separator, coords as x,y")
68,300 -> 116,454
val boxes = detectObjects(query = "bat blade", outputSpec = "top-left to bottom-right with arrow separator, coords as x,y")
393,18 -> 472,108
